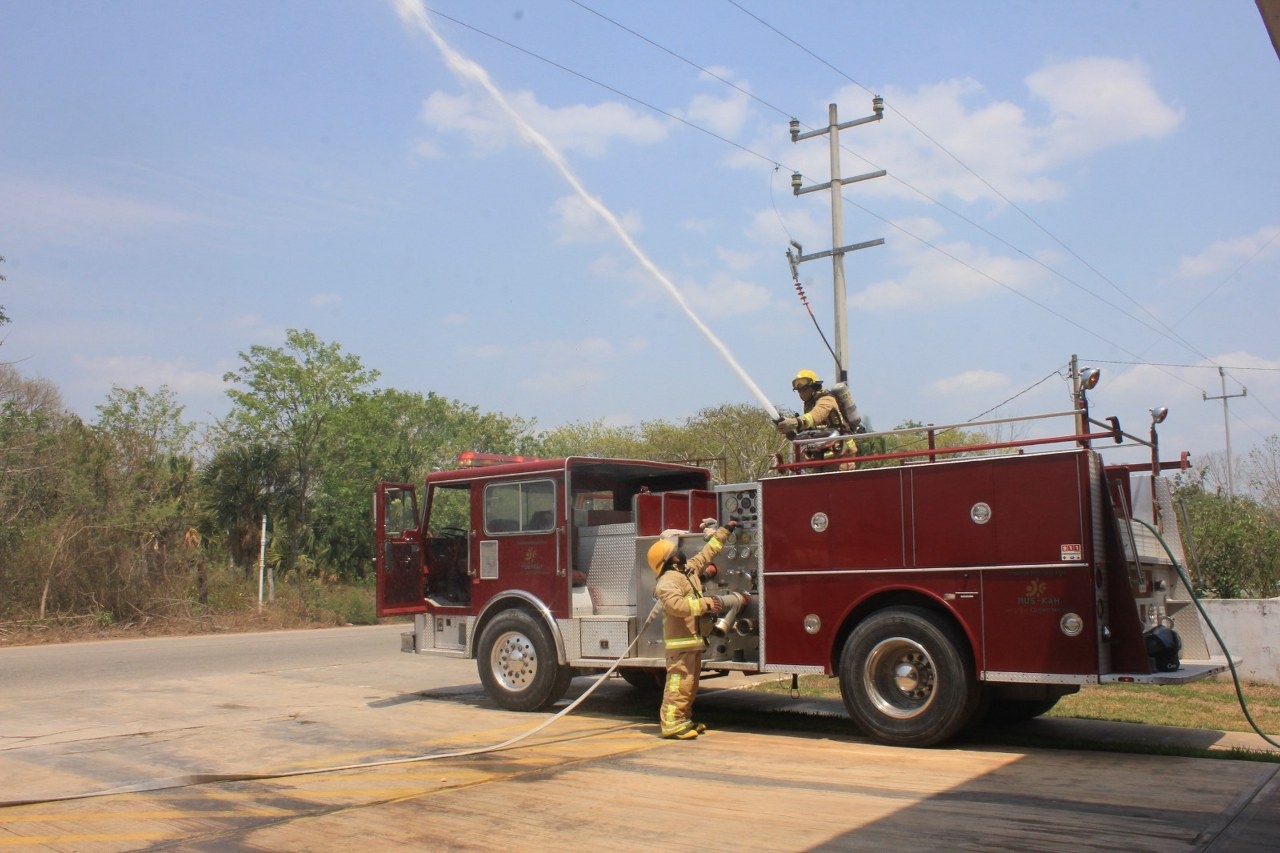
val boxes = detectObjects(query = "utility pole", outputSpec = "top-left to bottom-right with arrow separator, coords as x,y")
789,98 -> 886,385
258,513 -> 267,611
1203,366 -> 1247,498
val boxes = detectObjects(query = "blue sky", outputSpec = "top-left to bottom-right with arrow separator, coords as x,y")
3,1 -> 1278,470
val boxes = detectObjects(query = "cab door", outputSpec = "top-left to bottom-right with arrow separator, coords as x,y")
374,482 -> 427,617
472,477 -> 566,614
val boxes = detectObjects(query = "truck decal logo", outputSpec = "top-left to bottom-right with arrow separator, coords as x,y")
1019,578 -> 1061,609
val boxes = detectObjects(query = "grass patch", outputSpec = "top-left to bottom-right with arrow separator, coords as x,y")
1047,679 -> 1280,733
753,674 -> 1280,735
741,673 -> 1280,761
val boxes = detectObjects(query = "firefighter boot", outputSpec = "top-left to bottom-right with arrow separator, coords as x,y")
663,725 -> 699,740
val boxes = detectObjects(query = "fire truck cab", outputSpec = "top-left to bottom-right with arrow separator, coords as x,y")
375,411 -> 1231,747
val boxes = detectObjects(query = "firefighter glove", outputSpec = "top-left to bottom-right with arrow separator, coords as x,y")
703,596 -> 724,615
776,416 -> 800,435
724,520 -> 739,533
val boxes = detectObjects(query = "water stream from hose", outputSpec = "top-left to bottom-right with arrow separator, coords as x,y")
394,1 -> 779,421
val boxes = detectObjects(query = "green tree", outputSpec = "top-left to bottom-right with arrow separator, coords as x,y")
1243,435 -> 1280,513
82,385 -> 201,616
533,418 -> 645,460
0,366 -> 73,617
221,330 -> 378,574
638,403 -> 781,483
1176,454 -> 1280,599
199,442 -> 293,576
313,388 -> 536,579
534,404 -> 781,484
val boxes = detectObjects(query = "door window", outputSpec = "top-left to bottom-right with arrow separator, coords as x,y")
383,487 -> 417,537
484,479 -> 556,534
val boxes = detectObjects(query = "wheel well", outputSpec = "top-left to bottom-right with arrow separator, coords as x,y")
830,590 -> 975,675
472,595 -> 564,663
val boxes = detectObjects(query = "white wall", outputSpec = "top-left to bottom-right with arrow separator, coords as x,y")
1198,598 -> 1279,684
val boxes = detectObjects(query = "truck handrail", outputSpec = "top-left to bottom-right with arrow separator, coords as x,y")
776,408 -> 1171,473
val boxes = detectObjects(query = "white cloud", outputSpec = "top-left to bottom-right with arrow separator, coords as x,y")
71,354 -> 226,399
677,270 -> 772,317
310,293 -> 341,307
794,56 -> 1184,205
517,336 -> 647,395
929,370 -> 1008,396
852,218 -> 1045,311
550,194 -> 642,244
1177,225 -> 1280,279
679,68 -> 753,137
230,314 -> 288,344
1090,353 -> 1280,455
1026,57 -> 1183,157
418,89 -> 668,158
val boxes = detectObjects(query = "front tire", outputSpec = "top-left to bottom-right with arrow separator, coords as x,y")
838,606 -> 980,747
476,610 -> 572,712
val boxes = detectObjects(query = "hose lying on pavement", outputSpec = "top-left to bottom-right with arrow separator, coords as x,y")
0,602 -> 665,809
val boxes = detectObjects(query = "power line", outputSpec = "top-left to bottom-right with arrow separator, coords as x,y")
419,5 -> 1254,417
565,1 -> 1221,373
1086,359 -> 1280,373
1165,227 -> 1280,334
967,366 -> 1068,423
723,0 -> 1210,364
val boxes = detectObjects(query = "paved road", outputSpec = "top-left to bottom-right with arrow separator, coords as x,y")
0,624 -> 1276,851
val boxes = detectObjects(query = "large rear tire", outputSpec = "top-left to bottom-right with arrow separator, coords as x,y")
838,606 -> 980,747
476,610 -> 572,712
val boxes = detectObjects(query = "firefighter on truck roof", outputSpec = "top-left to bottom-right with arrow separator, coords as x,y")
775,368 -> 858,470
648,519 -> 740,740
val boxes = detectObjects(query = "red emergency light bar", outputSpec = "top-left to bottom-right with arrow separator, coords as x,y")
455,451 -> 539,468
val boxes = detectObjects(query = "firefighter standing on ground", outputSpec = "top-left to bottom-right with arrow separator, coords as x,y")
775,369 -> 858,470
648,521 -> 738,740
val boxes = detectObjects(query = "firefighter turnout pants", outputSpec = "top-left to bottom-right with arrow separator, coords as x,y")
660,649 -> 703,737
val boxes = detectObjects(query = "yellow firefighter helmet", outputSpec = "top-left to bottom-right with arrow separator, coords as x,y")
646,530 -> 686,575
646,538 -> 676,576
792,368 -> 821,391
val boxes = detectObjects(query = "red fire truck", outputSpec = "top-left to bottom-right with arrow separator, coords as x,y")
374,395 -> 1229,747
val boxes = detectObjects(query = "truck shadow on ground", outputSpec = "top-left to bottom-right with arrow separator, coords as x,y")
392,672 -> 1279,762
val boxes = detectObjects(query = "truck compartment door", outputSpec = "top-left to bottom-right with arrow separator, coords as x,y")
375,482 -> 427,617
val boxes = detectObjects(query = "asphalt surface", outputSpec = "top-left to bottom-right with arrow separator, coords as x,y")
0,624 -> 1276,851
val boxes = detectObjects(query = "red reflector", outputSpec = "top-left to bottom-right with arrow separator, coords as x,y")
1118,676 -> 1135,683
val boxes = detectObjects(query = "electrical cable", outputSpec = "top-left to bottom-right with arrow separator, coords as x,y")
787,255 -> 839,370
419,3 -> 1225,407
0,602 -> 665,810
1131,516 -> 1280,751
965,366 -> 1067,424
723,0 -> 1209,362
